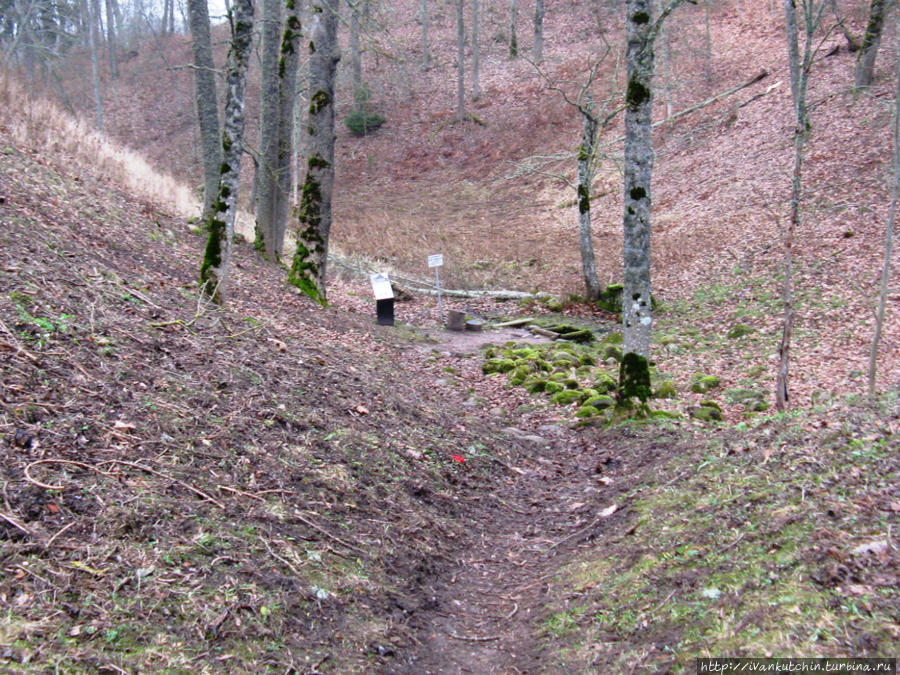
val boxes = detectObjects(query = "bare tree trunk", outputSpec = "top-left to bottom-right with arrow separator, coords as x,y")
85,0 -> 104,131
349,0 -> 362,99
254,0 -> 283,259
456,0 -> 465,122
187,0 -> 221,224
105,0 -> 118,78
868,32 -> 899,396
420,0 -> 429,70
776,0 -> 820,410
289,0 -> 340,304
509,0 -> 517,58
273,0 -> 302,260
622,0 -> 656,359
854,0 -> 886,88
199,0 -> 253,302
578,102 -> 602,301
657,0 -> 673,118
533,0 -> 544,64
472,0 -> 480,100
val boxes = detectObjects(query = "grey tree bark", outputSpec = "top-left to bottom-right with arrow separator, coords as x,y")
532,0 -> 543,64
349,0 -> 362,99
455,0 -> 465,122
867,31 -> 898,395
420,0 -> 429,70
199,0 -> 253,302
622,0 -> 656,358
854,0 -> 886,87
105,0 -> 118,78
273,0 -> 303,259
254,0 -> 283,259
289,0 -> 340,304
472,0 -> 480,100
578,99 -> 602,301
187,0 -> 221,225
622,0 -> 687,358
508,0 -> 517,58
776,0 -> 822,410
85,0 -> 104,131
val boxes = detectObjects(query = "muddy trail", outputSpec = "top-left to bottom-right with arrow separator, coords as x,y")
390,336 -> 663,674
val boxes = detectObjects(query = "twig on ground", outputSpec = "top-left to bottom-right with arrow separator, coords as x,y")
45,520 -> 77,549
217,485 -> 266,502
446,631 -> 502,642
0,510 -> 32,536
297,512 -> 368,557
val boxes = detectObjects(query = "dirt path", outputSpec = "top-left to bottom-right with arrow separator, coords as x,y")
396,336 -> 619,673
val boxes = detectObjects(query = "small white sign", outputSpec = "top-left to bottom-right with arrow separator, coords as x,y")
428,254 -> 444,268
369,273 -> 394,300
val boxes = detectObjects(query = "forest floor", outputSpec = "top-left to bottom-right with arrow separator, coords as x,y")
2,116 -> 900,673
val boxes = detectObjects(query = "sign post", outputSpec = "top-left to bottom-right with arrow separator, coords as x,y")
428,254 -> 444,324
369,272 -> 395,326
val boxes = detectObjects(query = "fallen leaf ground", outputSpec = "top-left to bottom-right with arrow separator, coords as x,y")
2,112 -> 899,673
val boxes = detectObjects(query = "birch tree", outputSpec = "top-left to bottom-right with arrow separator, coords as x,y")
187,0 -> 221,224
199,0 -> 253,302
289,0 -> 339,304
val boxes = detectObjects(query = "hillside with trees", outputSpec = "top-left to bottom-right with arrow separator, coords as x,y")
1,0 -> 899,671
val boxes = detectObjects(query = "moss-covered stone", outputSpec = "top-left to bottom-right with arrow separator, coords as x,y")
525,377 -> 548,394
575,405 -> 601,418
550,390 -> 582,405
726,388 -> 768,411
584,395 -> 615,410
691,405 -> 722,422
690,373 -> 721,393
699,400 -> 721,412
544,381 -> 565,395
593,372 -> 618,393
727,324 -> 755,339
545,298 -> 564,312
648,410 -> 682,420
600,331 -> 624,345
653,381 -> 677,399
509,365 -> 531,386
596,284 -> 623,314
603,345 -> 623,363
564,378 -> 580,390
483,358 -> 516,375
579,353 -> 596,366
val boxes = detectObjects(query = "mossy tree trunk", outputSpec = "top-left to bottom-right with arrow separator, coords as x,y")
273,0 -> 302,258
509,0 -> 517,58
254,0 -> 283,260
854,0 -> 886,88
199,0 -> 253,302
622,0 -> 686,358
289,0 -> 339,305
868,32 -> 899,396
622,0 -> 656,359
578,99 -> 602,301
533,0 -> 544,64
187,0 -> 221,225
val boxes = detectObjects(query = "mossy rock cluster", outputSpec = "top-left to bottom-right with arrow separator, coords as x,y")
482,340 -> 676,423
727,323 -> 755,339
691,400 -> 722,422
690,373 -> 721,393
726,388 -> 768,412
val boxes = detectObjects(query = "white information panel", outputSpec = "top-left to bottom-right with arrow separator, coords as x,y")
369,273 -> 394,300
428,254 -> 444,268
